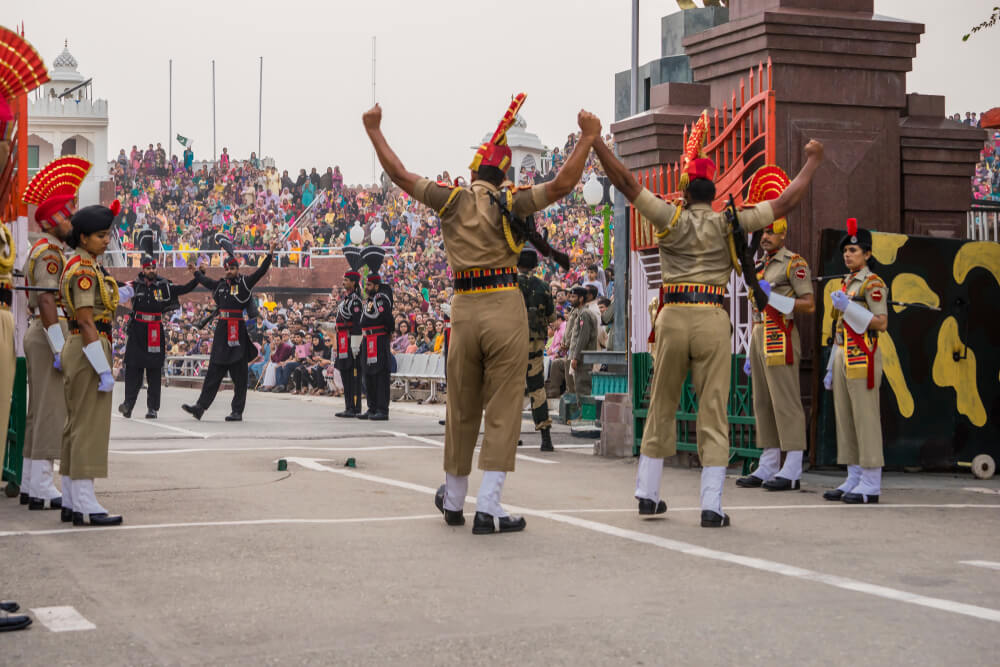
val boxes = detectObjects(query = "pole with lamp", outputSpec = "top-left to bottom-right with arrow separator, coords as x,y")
582,173 -> 612,271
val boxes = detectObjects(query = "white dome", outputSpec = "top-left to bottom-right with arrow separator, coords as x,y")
52,42 -> 78,70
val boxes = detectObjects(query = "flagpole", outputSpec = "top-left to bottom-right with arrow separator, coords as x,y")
168,59 -> 173,160
371,35 -> 376,185
258,56 -> 263,159
212,59 -> 217,162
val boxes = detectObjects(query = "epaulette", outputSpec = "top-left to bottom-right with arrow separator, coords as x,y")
513,184 -> 534,193
436,180 -> 457,189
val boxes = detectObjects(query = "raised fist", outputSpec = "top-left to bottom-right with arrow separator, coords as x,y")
363,104 -> 383,132
804,139 -> 824,161
578,110 -> 602,138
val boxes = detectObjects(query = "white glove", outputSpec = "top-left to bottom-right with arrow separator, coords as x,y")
843,301 -> 874,334
118,283 -> 135,302
823,369 -> 833,391
82,340 -> 112,377
53,353 -> 61,371
45,323 -> 66,356
742,357 -> 751,378
98,370 -> 114,392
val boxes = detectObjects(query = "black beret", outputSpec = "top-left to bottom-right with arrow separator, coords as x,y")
517,249 -> 538,270
71,204 -> 115,235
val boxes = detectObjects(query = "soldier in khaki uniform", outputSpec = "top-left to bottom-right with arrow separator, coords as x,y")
822,219 -> 888,504
18,156 -> 92,513
60,202 -> 128,527
567,285 -> 598,398
364,95 -> 598,534
594,130 -> 824,527
734,166 -> 815,492
0,221 -> 15,490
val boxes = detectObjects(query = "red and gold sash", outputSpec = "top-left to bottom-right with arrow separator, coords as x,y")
763,305 -> 794,366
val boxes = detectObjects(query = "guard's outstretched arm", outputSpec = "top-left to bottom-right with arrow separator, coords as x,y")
770,140 -> 824,220
363,104 -> 421,196
544,111 -> 602,203
592,139 -> 641,201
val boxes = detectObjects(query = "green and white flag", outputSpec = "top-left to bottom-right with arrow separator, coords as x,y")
176,134 -> 191,147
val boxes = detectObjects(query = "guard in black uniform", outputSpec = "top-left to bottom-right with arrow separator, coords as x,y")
334,247 -> 364,418
183,239 -> 276,421
119,255 -> 199,419
359,246 -> 393,421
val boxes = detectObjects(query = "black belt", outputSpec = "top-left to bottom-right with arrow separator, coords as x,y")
68,319 -> 112,338
0,287 -> 10,307
662,291 -> 725,306
454,267 -> 518,294
134,312 -> 162,323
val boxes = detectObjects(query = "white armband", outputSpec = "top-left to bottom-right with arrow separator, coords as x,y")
843,301 -> 874,334
82,340 -> 112,376
45,323 -> 66,356
118,284 -> 135,302
767,291 -> 795,316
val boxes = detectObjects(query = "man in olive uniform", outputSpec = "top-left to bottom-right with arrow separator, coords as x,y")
18,155 -> 91,510
182,240 -> 276,422
823,219 -> 888,504
567,285 -> 598,399
359,246 -> 393,421
364,95 -> 598,534
118,255 -> 199,419
734,167 -> 815,492
334,247 -> 364,418
516,248 -> 555,451
594,128 -> 824,527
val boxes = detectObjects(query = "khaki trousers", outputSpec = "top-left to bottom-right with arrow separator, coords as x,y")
546,357 -> 568,398
526,338 -> 551,431
445,289 -> 527,475
0,309 -> 13,454
60,334 -> 113,479
832,345 -> 884,468
749,323 -> 806,451
640,305 -> 731,467
24,318 -> 69,460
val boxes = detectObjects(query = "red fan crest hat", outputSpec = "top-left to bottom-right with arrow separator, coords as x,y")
0,26 -> 50,121
22,155 -> 92,227
470,93 -> 527,172
745,165 -> 791,234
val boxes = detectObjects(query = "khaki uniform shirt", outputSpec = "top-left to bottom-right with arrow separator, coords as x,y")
60,248 -> 119,322
752,247 -> 812,322
563,306 -> 581,355
834,266 -> 887,343
23,233 -> 66,313
632,188 -> 775,287
411,178 -> 549,272
0,223 -> 14,282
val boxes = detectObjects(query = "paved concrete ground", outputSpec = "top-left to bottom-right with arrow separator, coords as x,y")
3,385 -> 1000,666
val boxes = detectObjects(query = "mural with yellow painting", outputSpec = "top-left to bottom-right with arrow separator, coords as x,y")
816,230 -> 999,469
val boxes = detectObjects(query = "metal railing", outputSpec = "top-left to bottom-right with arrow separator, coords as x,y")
104,246 -> 360,269
163,355 -> 210,383
968,205 -> 1000,242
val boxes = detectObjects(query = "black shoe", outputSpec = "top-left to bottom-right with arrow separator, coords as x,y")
356,411 -> 370,420
438,419 -> 446,426
472,512 -> 526,535
182,404 -> 204,420
735,475 -> 764,488
540,429 -> 554,452
61,507 -> 73,522
335,410 -> 358,418
118,403 -> 132,418
0,601 -> 19,613
517,440 -> 523,447
701,510 -> 731,528
145,410 -> 157,419
843,492 -> 879,504
637,498 -> 668,516
823,489 -> 845,501
763,476 -> 801,492
19,492 -> 29,505
369,412 -> 388,421
225,412 -> 243,422
73,512 -> 124,527
0,614 -> 31,632
434,485 -> 466,526
28,496 -> 62,510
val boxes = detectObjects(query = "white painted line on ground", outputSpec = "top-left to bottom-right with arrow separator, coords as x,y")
548,503 -> 1000,514
380,430 -> 558,465
113,414 -> 209,439
111,445 -> 437,455
288,457 -> 1000,625
960,560 -> 1000,571
30,606 -> 96,632
964,487 -> 1000,495
0,515 -> 440,538
554,444 -> 594,449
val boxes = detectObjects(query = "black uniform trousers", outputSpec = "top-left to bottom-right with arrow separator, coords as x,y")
123,364 -> 163,412
365,368 -> 390,415
196,362 -> 249,414
339,355 -> 363,413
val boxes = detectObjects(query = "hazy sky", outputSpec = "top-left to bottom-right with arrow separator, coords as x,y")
14,0 -> 996,184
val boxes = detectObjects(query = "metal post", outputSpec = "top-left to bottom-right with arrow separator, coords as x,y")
212,60 -> 217,161
612,184 -> 629,354
372,36 -> 377,185
168,59 -> 173,160
258,56 -> 263,158
630,0 -> 639,116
